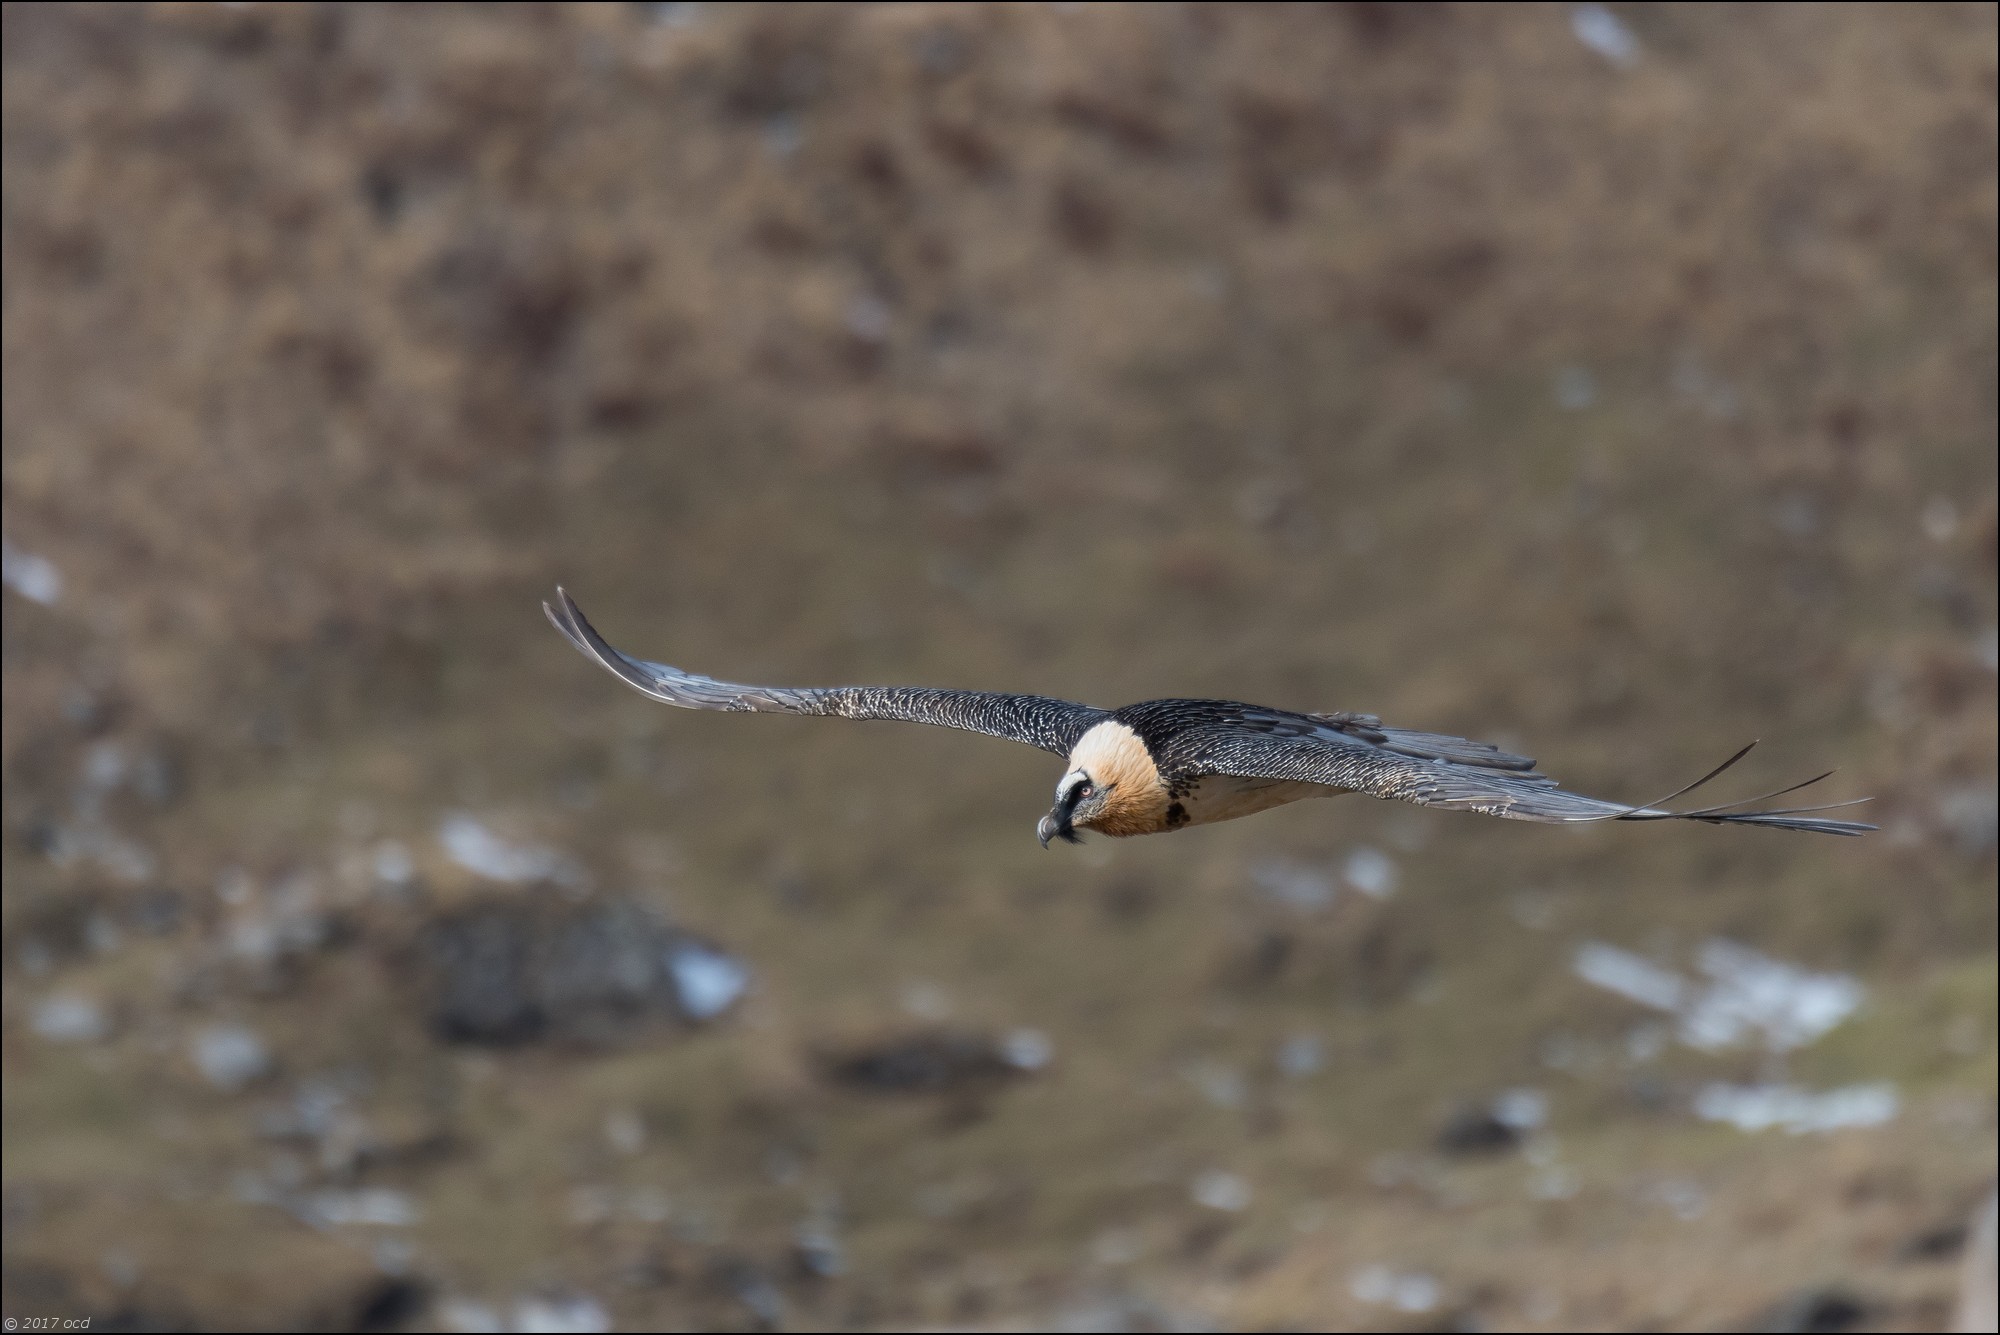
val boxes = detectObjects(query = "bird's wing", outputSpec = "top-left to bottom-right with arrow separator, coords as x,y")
545,588 -> 1109,757
1158,708 -> 1874,836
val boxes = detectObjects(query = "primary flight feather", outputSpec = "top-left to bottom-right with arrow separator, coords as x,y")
544,588 -> 1874,845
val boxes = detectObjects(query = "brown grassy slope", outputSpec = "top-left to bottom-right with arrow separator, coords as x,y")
3,3 -> 1995,1330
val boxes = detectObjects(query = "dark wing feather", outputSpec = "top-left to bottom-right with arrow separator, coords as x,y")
1304,711 -> 1539,771
545,588 -> 1108,756
1152,710 -> 1873,836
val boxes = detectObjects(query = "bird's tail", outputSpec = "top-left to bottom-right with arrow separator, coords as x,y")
1587,742 -> 1876,836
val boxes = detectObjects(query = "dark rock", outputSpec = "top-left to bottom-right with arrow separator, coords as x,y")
1751,1287 -> 1873,1333
354,1276 -> 431,1331
1435,1106 -> 1521,1157
823,1030 -> 1016,1094
128,888 -> 186,936
130,743 -> 186,807
426,902 -> 543,1044
1899,1219 -> 1970,1262
708,1257 -> 784,1330
422,896 -> 746,1047
12,889 -> 103,965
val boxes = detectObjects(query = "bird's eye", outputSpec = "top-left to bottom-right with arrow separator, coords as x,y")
1076,782 -> 1094,799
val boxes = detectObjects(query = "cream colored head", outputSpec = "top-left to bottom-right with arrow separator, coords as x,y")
1036,720 -> 1169,845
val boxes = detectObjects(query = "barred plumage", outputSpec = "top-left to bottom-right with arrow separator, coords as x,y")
546,588 -> 1875,845
545,589 -> 1106,754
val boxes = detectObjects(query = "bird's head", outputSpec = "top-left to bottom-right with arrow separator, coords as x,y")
1038,768 -> 1114,848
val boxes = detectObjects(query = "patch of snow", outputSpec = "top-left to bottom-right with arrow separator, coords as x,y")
665,939 -> 749,1020
1574,941 -> 1685,1012
307,1188 -> 421,1227
1191,1171 -> 1252,1212
373,840 -> 414,886
1694,1082 -> 1899,1134
1350,1264 -> 1440,1313
1343,846 -> 1397,898
999,1028 -> 1053,1071
1574,939 -> 1862,1054
1276,1032 -> 1323,1078
1570,3 -> 1640,67
1492,1087 -> 1549,1131
2,536 -> 62,604
438,815 -> 586,889
1679,940 -> 1861,1053
1252,857 -> 1334,911
511,1295 -> 611,1334
640,2 -> 701,29
191,1023 -> 270,1091
33,993 -> 108,1043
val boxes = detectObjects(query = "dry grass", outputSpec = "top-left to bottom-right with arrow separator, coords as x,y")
3,3 -> 1995,1329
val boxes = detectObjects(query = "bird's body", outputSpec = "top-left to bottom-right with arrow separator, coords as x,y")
544,589 -> 1874,843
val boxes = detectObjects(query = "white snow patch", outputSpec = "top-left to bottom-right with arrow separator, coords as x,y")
439,815 -> 585,889
1252,857 -> 1334,910
1678,939 -> 1862,1052
1276,1031 -> 1323,1078
1570,3 -> 1640,67
2,536 -> 62,604
307,1188 -> 421,1227
1191,1171 -> 1252,1212
1350,1264 -> 1440,1313
1492,1087 -> 1549,1131
191,1023 -> 270,1091
1694,1082 -> 1899,1134
665,940 -> 748,1020
1574,939 -> 1862,1053
999,1028 -> 1053,1071
512,1295 -> 612,1333
1574,941 -> 1685,1012
33,993 -> 108,1043
1343,846 -> 1398,898
373,840 -> 415,886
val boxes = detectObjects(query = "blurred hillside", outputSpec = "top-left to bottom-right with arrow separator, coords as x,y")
3,4 -> 1995,1331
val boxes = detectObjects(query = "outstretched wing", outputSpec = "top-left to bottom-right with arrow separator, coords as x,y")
1153,707 -> 1874,836
545,588 -> 1109,757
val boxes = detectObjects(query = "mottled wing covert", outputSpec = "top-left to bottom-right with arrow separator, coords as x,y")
545,588 -> 1109,757
1148,708 -> 1873,836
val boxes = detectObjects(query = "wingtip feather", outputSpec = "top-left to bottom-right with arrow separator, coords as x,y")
544,590 -> 592,657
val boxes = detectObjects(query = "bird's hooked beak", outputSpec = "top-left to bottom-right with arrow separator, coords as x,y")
1037,809 -> 1078,849
1040,770 -> 1101,848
